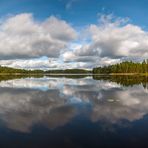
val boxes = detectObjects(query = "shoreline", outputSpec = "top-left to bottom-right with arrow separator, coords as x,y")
0,73 -> 147,76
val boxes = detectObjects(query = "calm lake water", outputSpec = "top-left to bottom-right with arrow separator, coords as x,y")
0,75 -> 147,148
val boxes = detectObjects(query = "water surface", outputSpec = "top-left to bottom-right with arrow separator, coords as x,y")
0,75 -> 147,148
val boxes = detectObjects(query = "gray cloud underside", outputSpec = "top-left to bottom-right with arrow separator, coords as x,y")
0,13 -> 77,59
64,14 -> 148,67
0,13 -> 147,69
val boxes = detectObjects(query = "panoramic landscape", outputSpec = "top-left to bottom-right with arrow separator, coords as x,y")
0,0 -> 147,148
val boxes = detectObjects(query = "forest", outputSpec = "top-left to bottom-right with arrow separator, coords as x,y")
0,66 -> 44,74
0,60 -> 147,75
0,66 -> 91,74
93,60 -> 148,74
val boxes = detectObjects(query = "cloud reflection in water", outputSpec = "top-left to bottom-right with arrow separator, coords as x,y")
0,77 -> 147,133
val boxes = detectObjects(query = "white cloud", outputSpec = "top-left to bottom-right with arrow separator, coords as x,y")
0,13 -> 77,59
0,58 -> 51,69
87,14 -> 148,58
61,14 -> 148,68
0,57 -> 92,70
0,13 -> 147,69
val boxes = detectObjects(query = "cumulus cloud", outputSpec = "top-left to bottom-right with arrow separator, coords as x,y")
0,13 -> 147,69
88,22 -> 148,58
64,14 -> 148,67
0,13 -> 77,59
0,57 -> 92,70
0,58 -> 57,69
91,15 -> 148,58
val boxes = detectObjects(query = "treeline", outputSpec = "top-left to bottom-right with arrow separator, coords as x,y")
93,60 -> 148,74
0,66 -> 44,74
0,66 -> 91,74
1,60 -> 148,75
45,69 -> 91,74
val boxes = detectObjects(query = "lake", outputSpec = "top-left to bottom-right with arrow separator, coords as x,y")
0,75 -> 147,148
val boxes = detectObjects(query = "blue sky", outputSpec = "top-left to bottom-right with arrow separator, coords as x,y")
0,0 -> 148,27
0,0 -> 147,69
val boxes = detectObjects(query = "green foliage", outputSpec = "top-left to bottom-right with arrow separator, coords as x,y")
0,66 -> 92,76
93,60 -> 148,74
45,69 -> 91,74
0,66 -> 44,74
0,60 -> 147,75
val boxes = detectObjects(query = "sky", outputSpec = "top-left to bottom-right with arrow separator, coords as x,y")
0,0 -> 147,69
